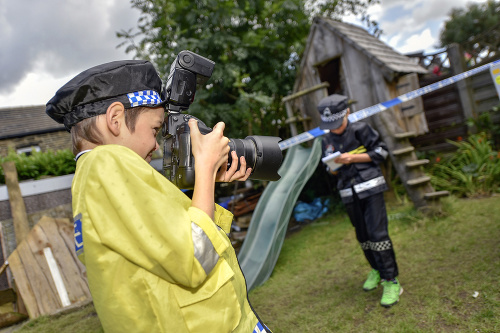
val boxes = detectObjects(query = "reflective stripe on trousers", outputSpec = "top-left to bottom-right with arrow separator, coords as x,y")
339,176 -> 386,198
361,240 -> 392,251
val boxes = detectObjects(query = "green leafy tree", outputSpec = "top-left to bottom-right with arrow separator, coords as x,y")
118,0 -> 378,139
439,0 -> 500,65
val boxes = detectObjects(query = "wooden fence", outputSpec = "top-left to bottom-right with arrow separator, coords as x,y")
407,44 -> 500,153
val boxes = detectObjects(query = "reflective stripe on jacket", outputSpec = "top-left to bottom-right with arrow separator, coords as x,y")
72,145 -> 259,332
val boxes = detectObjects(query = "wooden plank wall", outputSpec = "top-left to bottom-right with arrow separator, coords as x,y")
410,74 -> 468,152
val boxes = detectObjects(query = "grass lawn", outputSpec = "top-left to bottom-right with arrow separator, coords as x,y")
250,195 -> 500,332
5,195 -> 499,333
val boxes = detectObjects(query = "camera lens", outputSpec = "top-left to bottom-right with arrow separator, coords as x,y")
227,136 -> 282,181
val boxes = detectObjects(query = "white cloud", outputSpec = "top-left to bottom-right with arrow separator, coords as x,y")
0,72 -> 76,107
351,0 -> 490,55
393,28 -> 436,54
0,0 -> 141,107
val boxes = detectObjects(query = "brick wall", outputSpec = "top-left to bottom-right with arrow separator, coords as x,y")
0,131 -> 71,156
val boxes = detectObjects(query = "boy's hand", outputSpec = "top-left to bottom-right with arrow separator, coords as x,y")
334,152 -> 372,164
189,119 -> 230,180
334,153 -> 354,164
216,151 -> 252,183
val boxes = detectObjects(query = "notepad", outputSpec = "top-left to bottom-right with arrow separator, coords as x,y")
321,151 -> 343,171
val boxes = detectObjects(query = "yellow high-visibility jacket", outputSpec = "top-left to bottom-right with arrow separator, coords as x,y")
72,145 -> 260,332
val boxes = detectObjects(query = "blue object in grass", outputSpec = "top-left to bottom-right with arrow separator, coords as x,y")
293,197 -> 330,222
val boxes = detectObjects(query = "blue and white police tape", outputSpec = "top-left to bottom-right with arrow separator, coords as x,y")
278,58 -> 500,151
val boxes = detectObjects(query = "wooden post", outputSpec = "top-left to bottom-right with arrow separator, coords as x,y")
2,162 -> 30,245
284,101 -> 298,136
281,82 -> 330,103
448,43 -> 477,120
282,82 -> 330,135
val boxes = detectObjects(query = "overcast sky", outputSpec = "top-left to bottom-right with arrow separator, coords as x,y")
0,0 -> 489,108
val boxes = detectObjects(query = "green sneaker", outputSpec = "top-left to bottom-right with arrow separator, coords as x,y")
380,278 -> 403,307
363,269 -> 381,291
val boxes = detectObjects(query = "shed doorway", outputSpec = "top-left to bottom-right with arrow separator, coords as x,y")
316,57 -> 346,96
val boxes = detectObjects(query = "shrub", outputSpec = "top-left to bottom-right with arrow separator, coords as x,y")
430,132 -> 500,197
0,149 -> 76,184
466,104 -> 500,149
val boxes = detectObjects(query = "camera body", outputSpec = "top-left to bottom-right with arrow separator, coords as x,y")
163,111 -> 214,188
162,50 -> 283,189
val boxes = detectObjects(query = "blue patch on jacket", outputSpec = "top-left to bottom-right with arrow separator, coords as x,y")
74,214 -> 84,255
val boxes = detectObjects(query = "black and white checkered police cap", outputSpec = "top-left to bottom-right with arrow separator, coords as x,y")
46,60 -> 165,131
317,94 -> 350,130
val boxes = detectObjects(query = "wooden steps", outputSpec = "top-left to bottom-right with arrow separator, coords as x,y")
393,146 -> 415,155
394,131 -> 416,139
424,191 -> 450,199
407,176 -> 431,186
406,159 -> 430,168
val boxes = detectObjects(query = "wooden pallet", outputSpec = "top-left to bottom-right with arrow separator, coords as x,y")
7,216 -> 91,319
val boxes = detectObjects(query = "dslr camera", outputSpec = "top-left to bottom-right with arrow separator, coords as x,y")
162,50 -> 283,189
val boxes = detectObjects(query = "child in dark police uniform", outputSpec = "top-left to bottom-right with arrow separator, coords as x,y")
46,60 -> 272,332
318,94 -> 403,307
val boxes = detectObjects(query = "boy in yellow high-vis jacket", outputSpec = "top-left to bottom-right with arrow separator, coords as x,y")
46,60 -> 272,333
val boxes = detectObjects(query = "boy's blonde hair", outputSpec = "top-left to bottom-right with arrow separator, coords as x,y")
70,106 -> 151,155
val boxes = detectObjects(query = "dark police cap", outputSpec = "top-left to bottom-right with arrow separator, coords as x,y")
46,60 -> 165,131
317,94 -> 349,130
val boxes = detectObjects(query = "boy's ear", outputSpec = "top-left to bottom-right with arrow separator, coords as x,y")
106,102 -> 126,136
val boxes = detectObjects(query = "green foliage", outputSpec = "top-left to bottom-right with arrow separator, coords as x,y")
466,104 -> 500,148
117,0 -> 379,139
430,132 -> 500,197
0,149 -> 76,184
439,0 -> 500,64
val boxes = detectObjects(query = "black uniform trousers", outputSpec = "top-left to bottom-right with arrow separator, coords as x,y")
344,191 -> 398,280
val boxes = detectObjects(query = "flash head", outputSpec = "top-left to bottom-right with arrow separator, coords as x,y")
163,50 -> 215,111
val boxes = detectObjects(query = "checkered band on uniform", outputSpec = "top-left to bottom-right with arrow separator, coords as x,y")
360,240 -> 392,251
127,90 -> 162,107
371,240 -> 392,251
253,322 -> 267,333
320,108 -> 347,122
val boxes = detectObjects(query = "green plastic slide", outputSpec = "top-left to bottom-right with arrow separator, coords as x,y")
237,138 -> 323,291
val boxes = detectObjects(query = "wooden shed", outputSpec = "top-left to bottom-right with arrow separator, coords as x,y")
286,17 -> 448,210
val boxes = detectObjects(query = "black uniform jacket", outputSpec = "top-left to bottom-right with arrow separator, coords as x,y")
321,121 -> 389,204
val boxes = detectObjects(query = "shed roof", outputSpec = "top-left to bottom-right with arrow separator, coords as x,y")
315,17 -> 428,77
0,105 -> 65,140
